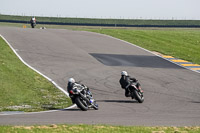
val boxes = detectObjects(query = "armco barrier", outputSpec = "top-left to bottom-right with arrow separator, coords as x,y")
1,19 -> 200,28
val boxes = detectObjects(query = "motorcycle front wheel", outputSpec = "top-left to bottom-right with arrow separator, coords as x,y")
133,90 -> 144,103
75,97 -> 88,111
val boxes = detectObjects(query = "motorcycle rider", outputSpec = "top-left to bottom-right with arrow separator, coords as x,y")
119,71 -> 138,97
30,16 -> 36,28
67,78 -> 93,104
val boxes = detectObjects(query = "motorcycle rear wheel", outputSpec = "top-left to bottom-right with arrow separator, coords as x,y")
75,97 -> 88,111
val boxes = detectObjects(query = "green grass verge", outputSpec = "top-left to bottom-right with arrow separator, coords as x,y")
84,28 -> 200,65
0,124 -> 199,133
0,37 -> 72,112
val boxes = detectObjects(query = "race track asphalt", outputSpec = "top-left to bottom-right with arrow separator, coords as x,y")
0,27 -> 200,126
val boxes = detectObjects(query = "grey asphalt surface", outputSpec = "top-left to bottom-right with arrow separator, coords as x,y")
0,27 -> 200,126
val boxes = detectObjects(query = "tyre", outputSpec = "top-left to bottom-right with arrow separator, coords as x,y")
133,89 -> 144,103
75,97 -> 88,111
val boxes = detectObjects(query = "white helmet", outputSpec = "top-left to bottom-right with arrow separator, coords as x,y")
68,78 -> 75,83
121,71 -> 128,76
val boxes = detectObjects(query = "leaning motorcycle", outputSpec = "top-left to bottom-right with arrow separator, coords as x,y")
69,85 -> 98,111
128,81 -> 144,103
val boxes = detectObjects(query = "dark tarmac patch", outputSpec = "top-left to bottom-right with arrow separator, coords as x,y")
90,53 -> 183,69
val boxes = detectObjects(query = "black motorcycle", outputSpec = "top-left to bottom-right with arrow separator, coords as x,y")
69,84 -> 98,111
128,81 -> 144,103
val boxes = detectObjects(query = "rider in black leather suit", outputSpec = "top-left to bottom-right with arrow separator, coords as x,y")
119,71 -> 137,97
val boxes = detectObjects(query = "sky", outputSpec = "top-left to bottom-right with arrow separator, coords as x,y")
1,0 -> 200,20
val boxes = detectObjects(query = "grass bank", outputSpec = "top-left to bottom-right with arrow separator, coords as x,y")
0,124 -> 199,133
84,28 -> 200,65
0,37 -> 72,112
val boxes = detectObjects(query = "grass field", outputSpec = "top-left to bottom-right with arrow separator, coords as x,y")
0,37 -> 72,112
0,124 -> 200,133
